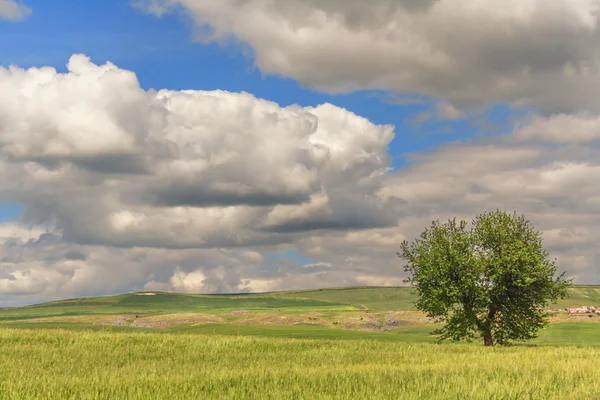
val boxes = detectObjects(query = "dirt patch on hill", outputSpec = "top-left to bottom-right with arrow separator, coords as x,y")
98,316 -> 130,326
129,313 -> 223,328
27,314 -> 134,325
548,312 -> 600,323
306,312 -> 324,317
229,310 -> 249,316
336,313 -> 380,331
233,315 -> 310,325
24,310 -> 432,331
335,311 -> 430,332
230,311 -> 429,331
28,313 -> 223,328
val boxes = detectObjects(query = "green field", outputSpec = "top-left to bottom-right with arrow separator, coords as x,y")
5,285 -> 600,319
1,286 -> 599,345
1,328 -> 599,399
0,286 -> 599,398
1,286 -> 599,343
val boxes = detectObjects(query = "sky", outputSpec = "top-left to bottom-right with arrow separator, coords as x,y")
0,0 -> 599,306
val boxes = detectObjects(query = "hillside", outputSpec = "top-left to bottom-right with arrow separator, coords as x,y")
2,286 -> 599,321
0,287 -> 410,321
552,286 -> 600,307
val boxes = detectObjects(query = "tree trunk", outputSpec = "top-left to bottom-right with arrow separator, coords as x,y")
483,330 -> 493,346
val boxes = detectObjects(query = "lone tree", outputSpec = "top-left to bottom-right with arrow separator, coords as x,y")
398,210 -> 571,346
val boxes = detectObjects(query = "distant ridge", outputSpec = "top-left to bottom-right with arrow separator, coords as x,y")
12,285 -> 600,311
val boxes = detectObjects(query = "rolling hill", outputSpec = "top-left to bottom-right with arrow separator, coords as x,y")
1,286 -> 599,322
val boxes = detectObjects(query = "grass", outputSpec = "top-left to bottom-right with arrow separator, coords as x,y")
0,286 -> 598,398
3,321 -> 439,342
12,285 -> 600,314
0,327 -> 599,399
1,286 -> 598,343
533,322 -> 600,346
178,322 -> 600,346
267,286 -> 419,311
3,320 -> 598,347
16,286 -> 418,313
551,285 -> 600,307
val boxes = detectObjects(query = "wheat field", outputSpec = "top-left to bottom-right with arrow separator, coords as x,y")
0,328 -> 598,399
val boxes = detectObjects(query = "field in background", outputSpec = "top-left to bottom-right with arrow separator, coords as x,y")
1,286 -> 599,336
0,286 -> 599,345
3,285 -> 600,317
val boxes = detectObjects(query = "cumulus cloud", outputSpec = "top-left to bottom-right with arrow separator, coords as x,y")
2,53 -> 600,306
0,228 -> 272,305
410,101 -> 465,125
0,55 -> 395,251
377,136 -> 600,284
0,224 -> 408,305
435,102 -> 464,120
514,113 -> 600,143
278,132 -> 600,291
137,0 -> 600,113
0,0 -> 30,20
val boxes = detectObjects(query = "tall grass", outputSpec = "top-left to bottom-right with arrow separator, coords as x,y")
0,328 -> 598,399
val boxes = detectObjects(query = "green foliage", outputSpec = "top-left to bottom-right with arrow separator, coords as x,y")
1,328 -> 599,399
399,210 -> 571,346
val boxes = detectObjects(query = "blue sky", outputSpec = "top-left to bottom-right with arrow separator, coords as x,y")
0,0 -> 517,226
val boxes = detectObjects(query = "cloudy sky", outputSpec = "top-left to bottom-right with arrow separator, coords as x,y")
1,0 -> 599,306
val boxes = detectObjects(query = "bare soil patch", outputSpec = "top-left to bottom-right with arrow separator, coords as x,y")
229,310 -> 249,316
27,313 -> 223,328
23,310 -> 432,331
233,315 -> 308,325
548,311 -> 600,323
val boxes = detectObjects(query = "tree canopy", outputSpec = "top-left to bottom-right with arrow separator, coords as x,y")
398,210 -> 571,346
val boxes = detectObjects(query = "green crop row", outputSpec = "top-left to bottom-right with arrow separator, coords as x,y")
0,328 -> 599,399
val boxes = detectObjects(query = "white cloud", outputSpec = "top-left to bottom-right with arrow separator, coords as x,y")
240,277 -> 280,293
303,262 -> 332,269
2,54 -> 600,306
0,55 -> 395,250
0,0 -> 30,21
514,113 -> 600,143
0,222 -> 46,242
138,0 -> 600,113
169,267 -> 207,292
0,227 -> 291,305
241,250 -> 264,264
377,135 -> 600,284
435,102 -> 464,120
